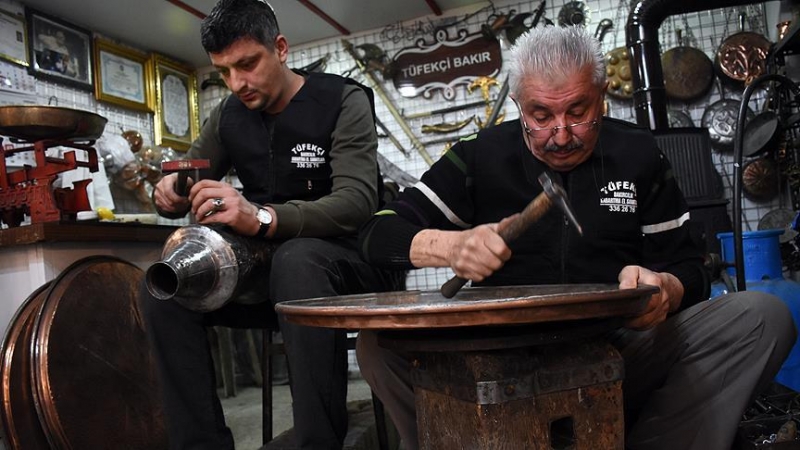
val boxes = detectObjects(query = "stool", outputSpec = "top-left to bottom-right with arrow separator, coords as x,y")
261,329 -> 391,450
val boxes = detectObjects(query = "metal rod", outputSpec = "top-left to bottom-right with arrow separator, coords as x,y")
484,77 -> 509,128
404,100 -> 489,120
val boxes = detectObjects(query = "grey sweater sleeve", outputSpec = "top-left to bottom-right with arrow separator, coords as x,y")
185,99 -> 232,180
269,84 -> 380,239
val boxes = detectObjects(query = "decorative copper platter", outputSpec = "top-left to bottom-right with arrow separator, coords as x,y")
276,283 -> 659,329
0,106 -> 107,142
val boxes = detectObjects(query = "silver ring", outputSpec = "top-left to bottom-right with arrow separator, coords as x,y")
211,198 -> 225,210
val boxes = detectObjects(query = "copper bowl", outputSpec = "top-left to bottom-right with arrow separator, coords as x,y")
0,105 -> 107,142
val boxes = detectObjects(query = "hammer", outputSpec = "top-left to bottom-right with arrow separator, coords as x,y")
161,159 -> 210,197
440,172 -> 583,298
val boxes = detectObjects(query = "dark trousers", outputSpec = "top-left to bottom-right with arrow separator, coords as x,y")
358,291 -> 797,450
140,237 -> 405,450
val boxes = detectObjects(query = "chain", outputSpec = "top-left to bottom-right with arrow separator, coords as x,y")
680,14 -> 699,49
744,4 -> 765,34
661,15 -> 675,51
714,8 -> 734,50
611,0 -> 632,49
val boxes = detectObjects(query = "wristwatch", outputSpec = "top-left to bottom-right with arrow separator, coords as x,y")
254,204 -> 273,238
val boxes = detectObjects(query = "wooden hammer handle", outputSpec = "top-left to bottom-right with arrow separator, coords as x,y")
440,193 -> 552,299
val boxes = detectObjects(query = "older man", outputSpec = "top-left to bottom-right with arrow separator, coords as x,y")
356,25 -> 796,450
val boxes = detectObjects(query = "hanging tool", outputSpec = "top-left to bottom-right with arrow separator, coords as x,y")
421,116 -> 474,134
481,0 -> 548,129
375,116 -> 410,158
440,172 -> 583,298
377,152 -> 419,188
342,39 -> 435,166
403,100 -> 488,120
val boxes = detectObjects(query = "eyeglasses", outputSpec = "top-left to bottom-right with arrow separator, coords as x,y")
521,118 -> 599,139
515,103 -> 599,139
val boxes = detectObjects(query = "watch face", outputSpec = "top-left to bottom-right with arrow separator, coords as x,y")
256,208 -> 272,225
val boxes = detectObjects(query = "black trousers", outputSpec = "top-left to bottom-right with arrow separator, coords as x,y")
140,236 -> 405,450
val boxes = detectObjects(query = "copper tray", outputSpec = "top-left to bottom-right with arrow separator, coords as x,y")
0,256 -> 168,449
276,284 -> 659,329
31,256 -> 168,449
0,282 -> 51,449
0,105 -> 107,142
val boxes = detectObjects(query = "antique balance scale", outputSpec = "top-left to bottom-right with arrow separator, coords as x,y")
0,105 -> 107,228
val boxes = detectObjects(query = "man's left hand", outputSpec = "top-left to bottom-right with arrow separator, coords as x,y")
618,265 -> 684,330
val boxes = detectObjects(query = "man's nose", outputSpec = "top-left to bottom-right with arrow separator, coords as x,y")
551,124 -> 573,146
225,71 -> 245,92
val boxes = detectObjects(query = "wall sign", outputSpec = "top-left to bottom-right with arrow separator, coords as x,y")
391,29 -> 502,100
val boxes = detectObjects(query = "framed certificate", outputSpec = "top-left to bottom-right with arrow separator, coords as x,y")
150,53 -> 199,151
26,7 -> 93,90
93,39 -> 152,112
0,9 -> 28,67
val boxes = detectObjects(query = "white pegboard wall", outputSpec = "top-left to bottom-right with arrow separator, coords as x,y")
0,0 -> 783,288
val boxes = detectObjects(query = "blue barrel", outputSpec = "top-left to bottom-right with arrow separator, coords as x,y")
711,230 -> 800,392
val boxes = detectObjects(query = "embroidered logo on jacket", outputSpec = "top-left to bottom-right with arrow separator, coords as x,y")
599,180 -> 637,213
290,143 -> 327,169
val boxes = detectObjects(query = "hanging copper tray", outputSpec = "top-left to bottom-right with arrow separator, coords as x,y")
0,256 -> 168,449
0,105 -> 107,142
276,283 -> 659,329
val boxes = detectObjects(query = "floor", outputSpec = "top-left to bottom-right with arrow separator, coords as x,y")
220,376 -> 375,450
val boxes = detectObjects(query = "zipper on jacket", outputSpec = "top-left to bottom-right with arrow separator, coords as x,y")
560,176 -> 571,284
263,114 -> 277,200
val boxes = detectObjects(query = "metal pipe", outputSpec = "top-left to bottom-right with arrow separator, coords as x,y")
626,0 -> 762,130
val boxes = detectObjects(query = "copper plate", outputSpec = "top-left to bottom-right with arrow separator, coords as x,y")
31,256 -> 168,449
0,283 -> 51,450
276,284 -> 659,329
662,46 -> 714,102
0,105 -> 107,142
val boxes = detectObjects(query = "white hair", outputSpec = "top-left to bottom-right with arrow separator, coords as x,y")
508,25 -> 606,98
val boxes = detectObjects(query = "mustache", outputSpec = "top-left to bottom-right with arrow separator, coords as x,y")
542,139 -> 583,153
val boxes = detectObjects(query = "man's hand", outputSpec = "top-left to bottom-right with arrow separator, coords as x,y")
448,223 -> 512,281
411,216 -> 517,281
619,265 -> 684,330
188,180 -> 266,237
153,173 -> 192,215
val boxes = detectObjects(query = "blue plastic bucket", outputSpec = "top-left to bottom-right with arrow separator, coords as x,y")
717,229 -> 784,281
713,229 -> 800,392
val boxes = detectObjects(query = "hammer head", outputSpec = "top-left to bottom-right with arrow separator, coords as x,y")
161,159 -> 210,197
538,173 -> 583,235
161,159 -> 211,173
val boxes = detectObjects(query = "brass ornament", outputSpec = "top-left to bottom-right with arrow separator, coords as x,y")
605,47 -> 633,100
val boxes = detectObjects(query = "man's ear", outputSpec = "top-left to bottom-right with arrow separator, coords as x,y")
275,34 -> 289,63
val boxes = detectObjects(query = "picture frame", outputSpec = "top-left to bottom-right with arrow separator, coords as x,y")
0,9 -> 29,67
26,7 -> 93,90
93,39 -> 152,112
150,53 -> 199,151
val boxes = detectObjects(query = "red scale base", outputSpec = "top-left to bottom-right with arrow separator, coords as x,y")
0,138 -> 98,228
